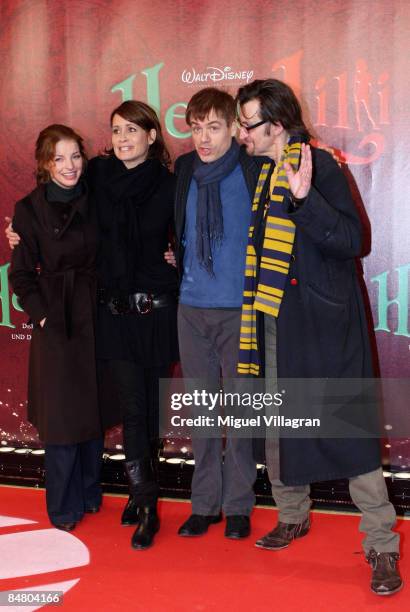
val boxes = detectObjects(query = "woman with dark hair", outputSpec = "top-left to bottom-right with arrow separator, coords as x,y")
88,100 -> 178,550
9,124 -> 104,532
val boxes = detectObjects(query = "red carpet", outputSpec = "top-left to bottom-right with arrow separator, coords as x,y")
0,485 -> 408,611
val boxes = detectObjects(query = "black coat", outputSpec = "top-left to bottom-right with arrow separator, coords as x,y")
9,185 -> 102,445
273,148 -> 381,485
87,156 -> 179,365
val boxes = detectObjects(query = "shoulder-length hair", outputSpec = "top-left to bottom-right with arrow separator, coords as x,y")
236,79 -> 311,140
106,100 -> 171,167
35,124 -> 87,184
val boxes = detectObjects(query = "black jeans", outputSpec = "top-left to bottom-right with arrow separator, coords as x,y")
109,361 -> 168,461
109,361 -> 169,506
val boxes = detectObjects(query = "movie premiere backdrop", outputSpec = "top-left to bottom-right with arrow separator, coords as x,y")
0,0 -> 409,467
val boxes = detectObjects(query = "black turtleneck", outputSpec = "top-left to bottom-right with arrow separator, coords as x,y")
46,179 -> 84,204
45,180 -> 84,225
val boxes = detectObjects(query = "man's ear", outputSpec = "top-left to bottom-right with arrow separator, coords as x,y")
271,122 -> 285,136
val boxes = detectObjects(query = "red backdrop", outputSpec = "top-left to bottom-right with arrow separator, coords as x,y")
0,0 -> 409,465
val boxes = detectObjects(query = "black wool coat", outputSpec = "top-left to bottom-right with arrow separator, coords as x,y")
9,185 -> 102,445
87,156 -> 179,365
272,148 -> 381,485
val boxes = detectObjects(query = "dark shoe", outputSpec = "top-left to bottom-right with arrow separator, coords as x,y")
85,506 -> 100,514
178,513 -> 222,537
255,517 -> 310,550
54,522 -> 76,532
121,497 -> 140,526
366,549 -> 403,596
225,515 -> 250,539
131,506 -> 160,550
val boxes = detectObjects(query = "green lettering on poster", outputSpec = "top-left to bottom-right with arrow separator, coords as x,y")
12,293 -> 23,313
371,263 -> 410,337
141,62 -> 164,113
111,74 -> 137,102
165,103 -> 190,139
0,263 -> 15,328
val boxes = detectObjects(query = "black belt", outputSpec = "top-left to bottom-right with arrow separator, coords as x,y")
98,290 -> 177,315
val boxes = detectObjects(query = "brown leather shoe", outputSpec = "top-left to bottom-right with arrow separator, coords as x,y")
255,517 -> 310,550
366,549 -> 403,596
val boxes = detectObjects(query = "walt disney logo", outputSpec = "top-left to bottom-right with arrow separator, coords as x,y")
181,66 -> 254,85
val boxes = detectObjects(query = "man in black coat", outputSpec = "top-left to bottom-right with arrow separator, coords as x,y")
235,79 -> 402,595
174,88 -> 262,539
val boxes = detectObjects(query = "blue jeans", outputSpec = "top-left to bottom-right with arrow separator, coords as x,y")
45,437 -> 103,525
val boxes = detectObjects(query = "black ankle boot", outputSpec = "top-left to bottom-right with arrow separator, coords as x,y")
131,505 -> 160,550
121,496 -> 140,526
121,458 -> 156,526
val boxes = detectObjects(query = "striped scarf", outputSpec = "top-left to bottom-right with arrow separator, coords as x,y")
237,137 -> 302,375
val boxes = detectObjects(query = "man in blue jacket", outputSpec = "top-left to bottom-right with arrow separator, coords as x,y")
174,88 -> 261,539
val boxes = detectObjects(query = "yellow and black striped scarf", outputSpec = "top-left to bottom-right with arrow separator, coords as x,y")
237,137 -> 302,375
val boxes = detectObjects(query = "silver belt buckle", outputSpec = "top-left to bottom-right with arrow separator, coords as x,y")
135,293 -> 153,315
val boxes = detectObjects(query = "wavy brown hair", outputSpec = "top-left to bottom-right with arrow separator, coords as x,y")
35,124 -> 87,185
106,100 -> 171,167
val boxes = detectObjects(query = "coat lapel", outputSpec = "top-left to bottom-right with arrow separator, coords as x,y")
57,189 -> 89,239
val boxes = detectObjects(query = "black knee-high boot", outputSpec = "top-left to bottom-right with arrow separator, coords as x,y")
121,458 -> 159,526
121,460 -> 144,526
125,457 -> 160,550
131,503 -> 160,550
120,458 -> 160,548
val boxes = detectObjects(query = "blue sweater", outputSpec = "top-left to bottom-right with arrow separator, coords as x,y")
180,163 -> 251,308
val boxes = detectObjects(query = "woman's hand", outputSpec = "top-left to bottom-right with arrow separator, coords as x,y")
284,143 -> 312,199
164,243 -> 177,267
5,217 -> 21,249
39,318 -> 46,328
